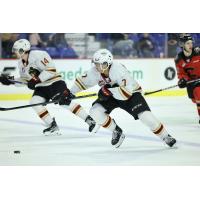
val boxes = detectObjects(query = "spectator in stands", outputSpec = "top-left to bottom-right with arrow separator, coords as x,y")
137,33 -> 155,58
47,33 -> 68,48
29,33 -> 46,48
39,33 -> 55,45
112,33 -> 138,58
167,33 -> 179,57
2,33 -> 19,58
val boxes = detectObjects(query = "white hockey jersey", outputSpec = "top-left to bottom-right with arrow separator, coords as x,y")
15,50 -> 62,87
71,61 -> 142,101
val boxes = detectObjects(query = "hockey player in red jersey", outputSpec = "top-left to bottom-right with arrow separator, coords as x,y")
0,39 -> 98,135
70,49 -> 177,148
175,34 -> 200,123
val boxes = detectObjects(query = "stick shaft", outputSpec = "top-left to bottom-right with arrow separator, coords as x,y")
0,93 -> 97,111
144,78 -> 200,96
9,79 -> 27,85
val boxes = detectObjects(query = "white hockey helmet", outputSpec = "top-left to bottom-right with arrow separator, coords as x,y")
12,39 -> 31,56
92,49 -> 113,72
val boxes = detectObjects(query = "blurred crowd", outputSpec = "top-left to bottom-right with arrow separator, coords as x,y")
1,33 -> 200,59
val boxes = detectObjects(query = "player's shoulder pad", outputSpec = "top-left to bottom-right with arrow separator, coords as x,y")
112,61 -> 126,71
30,50 -> 50,58
174,52 -> 183,64
194,47 -> 200,55
109,61 -> 127,79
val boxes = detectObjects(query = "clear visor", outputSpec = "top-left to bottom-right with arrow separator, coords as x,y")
12,47 -> 25,58
93,62 -> 109,72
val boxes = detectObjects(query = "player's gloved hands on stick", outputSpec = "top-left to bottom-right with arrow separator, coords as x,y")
0,75 -> 14,85
53,89 -> 75,105
29,67 -> 40,77
98,84 -> 113,101
178,78 -> 187,88
27,77 -> 41,90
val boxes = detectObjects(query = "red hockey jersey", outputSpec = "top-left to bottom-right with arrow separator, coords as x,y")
175,48 -> 200,81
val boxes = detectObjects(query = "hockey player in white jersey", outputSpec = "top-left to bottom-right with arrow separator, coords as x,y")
0,39 -> 97,135
70,49 -> 177,148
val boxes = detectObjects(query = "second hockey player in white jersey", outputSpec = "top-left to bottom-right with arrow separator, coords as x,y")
0,39 -> 98,135
70,49 -> 177,148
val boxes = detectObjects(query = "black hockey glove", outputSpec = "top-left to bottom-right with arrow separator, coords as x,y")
178,78 -> 187,88
98,84 -> 113,101
0,75 -> 14,85
29,67 -> 40,77
27,77 -> 41,90
52,89 -> 75,105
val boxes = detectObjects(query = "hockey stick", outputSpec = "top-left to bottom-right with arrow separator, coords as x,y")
0,76 -> 27,85
0,93 -> 97,111
9,79 -> 27,85
144,78 -> 200,96
144,84 -> 178,95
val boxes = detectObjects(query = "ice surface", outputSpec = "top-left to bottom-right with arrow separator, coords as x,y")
0,96 -> 200,165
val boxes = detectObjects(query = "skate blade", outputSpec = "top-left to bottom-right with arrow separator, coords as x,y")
163,140 -> 177,148
115,134 -> 125,148
44,131 -> 61,136
91,124 -> 100,133
168,141 -> 178,149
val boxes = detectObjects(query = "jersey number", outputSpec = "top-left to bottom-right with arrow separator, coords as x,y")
122,79 -> 127,86
41,58 -> 49,66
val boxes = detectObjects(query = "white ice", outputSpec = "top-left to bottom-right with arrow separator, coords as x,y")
0,96 -> 200,165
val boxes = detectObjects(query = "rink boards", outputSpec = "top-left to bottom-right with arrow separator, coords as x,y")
0,58 -> 186,100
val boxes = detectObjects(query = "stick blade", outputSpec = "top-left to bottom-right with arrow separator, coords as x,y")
0,107 -> 7,111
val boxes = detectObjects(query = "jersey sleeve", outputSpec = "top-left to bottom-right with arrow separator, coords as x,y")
70,67 -> 98,94
109,64 -> 142,100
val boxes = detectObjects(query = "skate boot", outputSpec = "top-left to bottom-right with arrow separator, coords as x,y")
43,118 -> 61,136
111,125 -> 125,148
163,134 -> 176,147
85,115 -> 100,133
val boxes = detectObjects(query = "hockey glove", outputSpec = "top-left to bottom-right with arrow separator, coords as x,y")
52,89 -> 75,105
178,78 -> 187,88
29,67 -> 40,77
27,77 -> 41,90
0,75 -> 14,85
98,84 -> 113,101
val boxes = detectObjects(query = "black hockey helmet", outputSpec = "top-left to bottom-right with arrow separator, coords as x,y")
179,34 -> 194,47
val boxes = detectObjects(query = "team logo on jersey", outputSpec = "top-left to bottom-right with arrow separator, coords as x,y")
164,67 -> 176,80
182,63 -> 186,67
186,59 -> 190,63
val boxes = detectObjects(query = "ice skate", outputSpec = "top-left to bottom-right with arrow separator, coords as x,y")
43,118 -> 61,136
85,115 -> 100,133
163,134 -> 176,147
111,125 -> 125,148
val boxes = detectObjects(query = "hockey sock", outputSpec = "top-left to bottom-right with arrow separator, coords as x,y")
138,111 -> 168,139
101,115 -> 116,132
62,101 -> 88,121
30,95 -> 53,126
37,108 -> 54,126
